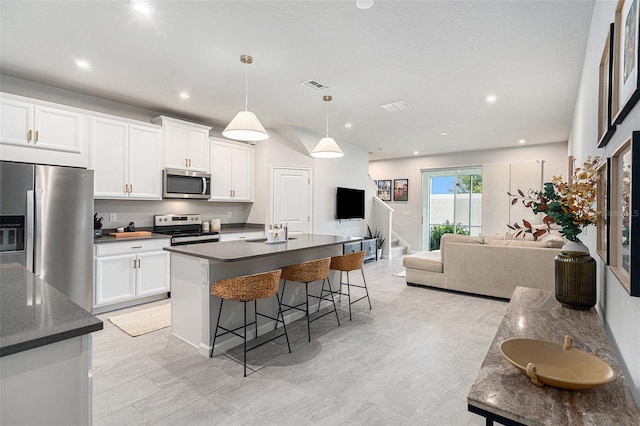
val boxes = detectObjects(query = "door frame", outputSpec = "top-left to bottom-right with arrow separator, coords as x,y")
270,165 -> 313,233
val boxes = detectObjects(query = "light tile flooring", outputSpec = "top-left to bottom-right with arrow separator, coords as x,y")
93,255 -> 508,425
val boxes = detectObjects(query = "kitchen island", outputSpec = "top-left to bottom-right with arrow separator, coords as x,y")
166,234 -> 360,356
0,263 -> 103,425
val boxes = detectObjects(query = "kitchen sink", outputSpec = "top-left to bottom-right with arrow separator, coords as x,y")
244,237 -> 297,243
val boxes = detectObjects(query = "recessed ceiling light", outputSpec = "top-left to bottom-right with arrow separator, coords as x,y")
439,132 -> 449,136
413,151 -> 419,155
74,59 -> 91,69
131,1 -> 154,15
485,94 -> 497,104
518,139 -> 526,144
179,92 -> 190,100
356,0 -> 374,10
344,123 -> 352,129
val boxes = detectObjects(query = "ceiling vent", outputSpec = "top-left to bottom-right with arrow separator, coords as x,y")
380,100 -> 412,112
301,79 -> 329,91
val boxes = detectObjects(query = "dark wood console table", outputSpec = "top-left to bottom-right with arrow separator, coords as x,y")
467,286 -> 640,425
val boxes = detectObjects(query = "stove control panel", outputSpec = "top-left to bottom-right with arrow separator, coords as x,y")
154,214 -> 202,227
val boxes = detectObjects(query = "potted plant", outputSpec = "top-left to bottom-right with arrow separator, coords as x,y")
367,226 -> 385,260
509,156 -> 600,309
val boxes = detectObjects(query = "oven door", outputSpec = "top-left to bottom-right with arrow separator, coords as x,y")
163,169 -> 211,199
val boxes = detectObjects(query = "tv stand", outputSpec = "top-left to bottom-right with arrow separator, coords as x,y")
344,238 -> 377,262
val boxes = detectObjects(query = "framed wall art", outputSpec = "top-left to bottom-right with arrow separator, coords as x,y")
598,23 -> 616,147
596,158 -> 611,264
393,179 -> 408,202
613,0 -> 640,125
610,132 -> 640,296
377,179 -> 392,201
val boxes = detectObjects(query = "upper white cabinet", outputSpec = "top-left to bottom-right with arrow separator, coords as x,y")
209,138 -> 254,202
90,115 -> 163,199
0,93 -> 87,167
152,115 -> 210,172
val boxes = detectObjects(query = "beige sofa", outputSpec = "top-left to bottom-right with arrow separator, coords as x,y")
403,233 -> 564,299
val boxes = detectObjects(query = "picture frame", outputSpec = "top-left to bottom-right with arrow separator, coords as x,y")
610,131 -> 640,297
598,23 -> 616,147
596,158 -> 611,264
377,179 -> 392,201
613,0 -> 640,125
393,179 -> 408,202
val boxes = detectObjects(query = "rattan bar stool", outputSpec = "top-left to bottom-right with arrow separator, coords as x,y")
209,269 -> 291,377
320,250 -> 371,320
279,257 -> 340,342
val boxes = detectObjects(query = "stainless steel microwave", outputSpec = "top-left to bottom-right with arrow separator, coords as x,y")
163,169 -> 211,199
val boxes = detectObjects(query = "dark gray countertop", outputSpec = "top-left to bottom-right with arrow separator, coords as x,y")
94,231 -> 170,244
0,264 -> 103,357
165,233 -> 361,262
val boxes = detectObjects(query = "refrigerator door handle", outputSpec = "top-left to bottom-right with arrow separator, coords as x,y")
34,189 -> 44,276
26,190 -> 34,272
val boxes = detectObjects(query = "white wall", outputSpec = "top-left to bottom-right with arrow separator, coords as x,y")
247,126 -> 373,238
368,142 -> 568,250
570,0 -> 640,403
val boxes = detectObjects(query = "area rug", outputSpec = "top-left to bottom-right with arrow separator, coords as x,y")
108,303 -> 171,337
393,270 -> 406,277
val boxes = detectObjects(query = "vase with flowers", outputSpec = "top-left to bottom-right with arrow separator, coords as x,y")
509,156 -> 600,309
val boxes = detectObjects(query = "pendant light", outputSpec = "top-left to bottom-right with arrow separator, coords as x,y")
223,55 -> 269,142
311,95 -> 344,158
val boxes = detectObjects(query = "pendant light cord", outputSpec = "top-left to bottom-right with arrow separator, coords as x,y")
244,59 -> 249,112
325,100 -> 329,137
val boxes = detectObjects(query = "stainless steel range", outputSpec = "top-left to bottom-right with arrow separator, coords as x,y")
153,214 -> 219,246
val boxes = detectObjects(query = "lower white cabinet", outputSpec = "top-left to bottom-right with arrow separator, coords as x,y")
94,239 -> 170,308
219,231 -> 265,242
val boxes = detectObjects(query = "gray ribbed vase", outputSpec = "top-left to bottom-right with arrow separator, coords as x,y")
554,240 -> 596,309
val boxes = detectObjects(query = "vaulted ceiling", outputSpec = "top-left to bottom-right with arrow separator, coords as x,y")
0,1 -> 595,160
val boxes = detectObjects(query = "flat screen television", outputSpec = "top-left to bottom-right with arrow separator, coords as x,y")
336,187 -> 365,220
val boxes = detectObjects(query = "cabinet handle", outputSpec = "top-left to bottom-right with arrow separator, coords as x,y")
35,130 -> 39,142
131,246 -> 142,249
133,258 -> 137,269
28,130 -> 33,141
130,184 -> 133,194
188,158 -> 191,167
185,158 -> 188,167
137,259 -> 141,268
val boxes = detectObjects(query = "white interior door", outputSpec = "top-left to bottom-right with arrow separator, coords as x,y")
272,167 -> 311,234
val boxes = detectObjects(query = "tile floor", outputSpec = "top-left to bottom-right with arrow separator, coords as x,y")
92,255 -> 508,425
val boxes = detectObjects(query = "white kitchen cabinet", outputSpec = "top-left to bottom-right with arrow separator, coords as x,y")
90,115 -> 163,199
0,93 -> 87,167
94,239 -> 170,309
152,115 -> 211,171
218,230 -> 265,242
209,138 -> 254,201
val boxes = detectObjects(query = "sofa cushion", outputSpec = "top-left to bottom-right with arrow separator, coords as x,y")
440,234 -> 483,260
403,252 -> 443,273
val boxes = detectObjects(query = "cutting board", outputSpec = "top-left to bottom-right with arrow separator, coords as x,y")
108,231 -> 152,238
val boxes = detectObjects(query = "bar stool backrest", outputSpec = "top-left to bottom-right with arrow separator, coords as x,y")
211,269 -> 282,302
330,250 -> 365,272
281,257 -> 331,282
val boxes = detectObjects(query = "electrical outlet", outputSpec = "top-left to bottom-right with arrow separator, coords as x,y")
109,213 -> 117,222
227,211 -> 232,219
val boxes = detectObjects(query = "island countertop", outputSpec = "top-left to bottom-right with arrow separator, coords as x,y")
165,233 -> 362,262
0,263 -> 103,357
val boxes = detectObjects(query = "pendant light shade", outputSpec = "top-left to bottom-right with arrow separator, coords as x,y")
223,55 -> 269,142
311,95 -> 344,158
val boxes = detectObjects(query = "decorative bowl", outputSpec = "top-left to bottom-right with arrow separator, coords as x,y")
499,336 -> 615,390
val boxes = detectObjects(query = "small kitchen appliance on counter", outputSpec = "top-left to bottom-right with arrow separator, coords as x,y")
153,214 -> 219,246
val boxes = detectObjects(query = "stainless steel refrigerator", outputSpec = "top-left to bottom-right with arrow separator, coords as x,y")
0,161 -> 94,312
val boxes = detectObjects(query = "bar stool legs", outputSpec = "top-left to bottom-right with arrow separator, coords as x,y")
322,251 -> 372,321
279,258 -> 340,342
209,270 -> 290,377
